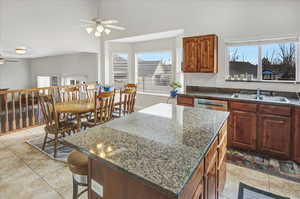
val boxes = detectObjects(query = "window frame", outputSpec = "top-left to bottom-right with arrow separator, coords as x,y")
225,38 -> 299,83
135,50 -> 174,96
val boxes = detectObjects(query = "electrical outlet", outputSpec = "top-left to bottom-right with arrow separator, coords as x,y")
91,179 -> 103,197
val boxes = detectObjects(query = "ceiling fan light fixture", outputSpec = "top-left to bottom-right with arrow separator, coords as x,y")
86,27 -> 94,34
96,25 -> 104,33
104,28 -> 111,35
15,47 -> 27,54
95,31 -> 101,37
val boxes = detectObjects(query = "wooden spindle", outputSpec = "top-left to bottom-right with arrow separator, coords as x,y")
12,93 -> 16,130
4,93 -> 9,132
25,92 -> 29,127
37,93 -> 41,124
19,92 -> 23,128
31,91 -> 35,125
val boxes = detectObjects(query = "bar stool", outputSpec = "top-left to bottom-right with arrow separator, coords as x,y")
67,150 -> 89,199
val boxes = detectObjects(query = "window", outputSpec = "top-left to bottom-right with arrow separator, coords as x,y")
37,76 -> 59,88
136,51 -> 172,94
112,53 -> 129,87
227,40 -> 297,82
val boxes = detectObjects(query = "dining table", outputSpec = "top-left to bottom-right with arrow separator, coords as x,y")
55,91 -> 122,131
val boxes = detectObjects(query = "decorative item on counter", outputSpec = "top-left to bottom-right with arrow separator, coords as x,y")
169,81 -> 182,98
103,84 -> 112,92
233,74 -> 239,80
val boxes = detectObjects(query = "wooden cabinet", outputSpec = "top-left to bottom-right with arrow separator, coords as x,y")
183,35 -> 218,73
177,94 -> 194,107
229,103 -> 257,151
293,108 -> 300,164
259,114 -> 291,159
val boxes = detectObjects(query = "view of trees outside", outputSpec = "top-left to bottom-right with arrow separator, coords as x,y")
229,45 -> 258,79
229,42 -> 296,81
137,52 -> 172,94
262,43 -> 296,81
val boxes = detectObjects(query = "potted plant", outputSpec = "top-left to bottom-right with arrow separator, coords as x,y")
169,81 -> 182,98
103,84 -> 112,92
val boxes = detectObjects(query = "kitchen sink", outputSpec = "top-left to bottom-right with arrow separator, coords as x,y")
231,93 -> 290,103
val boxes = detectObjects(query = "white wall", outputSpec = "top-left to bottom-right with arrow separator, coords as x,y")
100,0 -> 300,92
30,52 -> 98,87
0,60 -> 32,89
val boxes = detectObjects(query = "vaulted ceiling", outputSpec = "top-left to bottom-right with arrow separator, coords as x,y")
0,0 -> 100,58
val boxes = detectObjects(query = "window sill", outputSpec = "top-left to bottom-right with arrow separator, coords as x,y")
137,91 -> 170,97
225,79 -> 298,84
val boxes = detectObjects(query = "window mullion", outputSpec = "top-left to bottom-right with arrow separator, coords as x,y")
258,45 -> 262,81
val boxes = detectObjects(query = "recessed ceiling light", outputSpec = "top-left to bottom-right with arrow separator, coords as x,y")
15,47 -> 27,54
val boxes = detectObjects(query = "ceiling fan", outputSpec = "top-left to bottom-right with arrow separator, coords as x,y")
80,18 -> 125,37
0,55 -> 19,65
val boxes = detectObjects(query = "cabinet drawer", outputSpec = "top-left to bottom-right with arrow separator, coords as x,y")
259,104 -> 291,116
177,95 -> 194,107
230,101 -> 257,112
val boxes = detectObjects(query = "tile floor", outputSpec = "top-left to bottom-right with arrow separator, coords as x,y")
0,126 -> 299,199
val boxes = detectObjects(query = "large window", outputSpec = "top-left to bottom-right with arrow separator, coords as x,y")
136,51 -> 172,94
112,53 -> 129,87
227,40 -> 297,82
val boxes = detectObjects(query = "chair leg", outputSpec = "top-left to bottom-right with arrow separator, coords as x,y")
73,176 -> 79,199
42,132 -> 48,150
54,134 -> 58,158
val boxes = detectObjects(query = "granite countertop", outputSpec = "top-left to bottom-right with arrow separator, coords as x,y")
64,103 -> 229,197
184,91 -> 300,106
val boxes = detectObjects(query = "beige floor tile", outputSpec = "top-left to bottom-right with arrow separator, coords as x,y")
0,175 -> 62,199
42,166 -> 73,195
28,158 -> 67,177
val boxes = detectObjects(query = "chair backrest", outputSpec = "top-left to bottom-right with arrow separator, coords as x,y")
93,90 -> 115,125
61,87 -> 80,102
39,94 -> 59,129
125,84 -> 137,90
121,88 -> 136,115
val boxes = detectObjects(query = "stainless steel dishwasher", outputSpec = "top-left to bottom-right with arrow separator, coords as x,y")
194,98 -> 228,111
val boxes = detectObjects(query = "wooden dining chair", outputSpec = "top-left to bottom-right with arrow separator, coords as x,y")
62,87 -> 80,102
125,83 -> 137,90
39,94 -> 77,158
82,90 -> 115,129
114,88 -> 136,117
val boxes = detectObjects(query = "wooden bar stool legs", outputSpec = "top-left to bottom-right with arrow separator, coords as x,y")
68,150 -> 89,199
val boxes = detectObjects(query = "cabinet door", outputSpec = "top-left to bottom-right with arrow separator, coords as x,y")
259,114 -> 291,159
294,108 -> 300,164
183,35 -> 218,73
196,36 -> 217,73
206,152 -> 218,199
183,38 -> 198,72
229,110 -> 257,150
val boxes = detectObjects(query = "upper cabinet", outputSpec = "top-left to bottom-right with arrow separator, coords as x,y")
182,34 -> 218,73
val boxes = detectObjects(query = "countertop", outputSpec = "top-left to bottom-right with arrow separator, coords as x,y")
64,103 -> 229,197
183,91 -> 300,106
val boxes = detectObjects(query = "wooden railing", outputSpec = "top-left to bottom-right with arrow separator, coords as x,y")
0,83 -> 96,135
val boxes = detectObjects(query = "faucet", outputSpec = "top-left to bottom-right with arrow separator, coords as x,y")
256,88 -> 261,100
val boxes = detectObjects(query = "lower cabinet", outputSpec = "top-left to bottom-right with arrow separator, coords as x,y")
259,114 -> 291,159
229,110 -> 257,151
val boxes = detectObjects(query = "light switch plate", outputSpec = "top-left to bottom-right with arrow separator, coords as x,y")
91,179 -> 103,197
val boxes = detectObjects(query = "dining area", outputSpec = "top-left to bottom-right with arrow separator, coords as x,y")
38,83 -> 137,159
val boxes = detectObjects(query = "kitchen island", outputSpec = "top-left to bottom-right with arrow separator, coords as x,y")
64,103 -> 229,199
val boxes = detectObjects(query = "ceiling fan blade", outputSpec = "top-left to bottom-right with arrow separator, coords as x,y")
102,20 -> 119,25
7,60 -> 19,63
106,25 -> 125,30
79,19 -> 96,24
